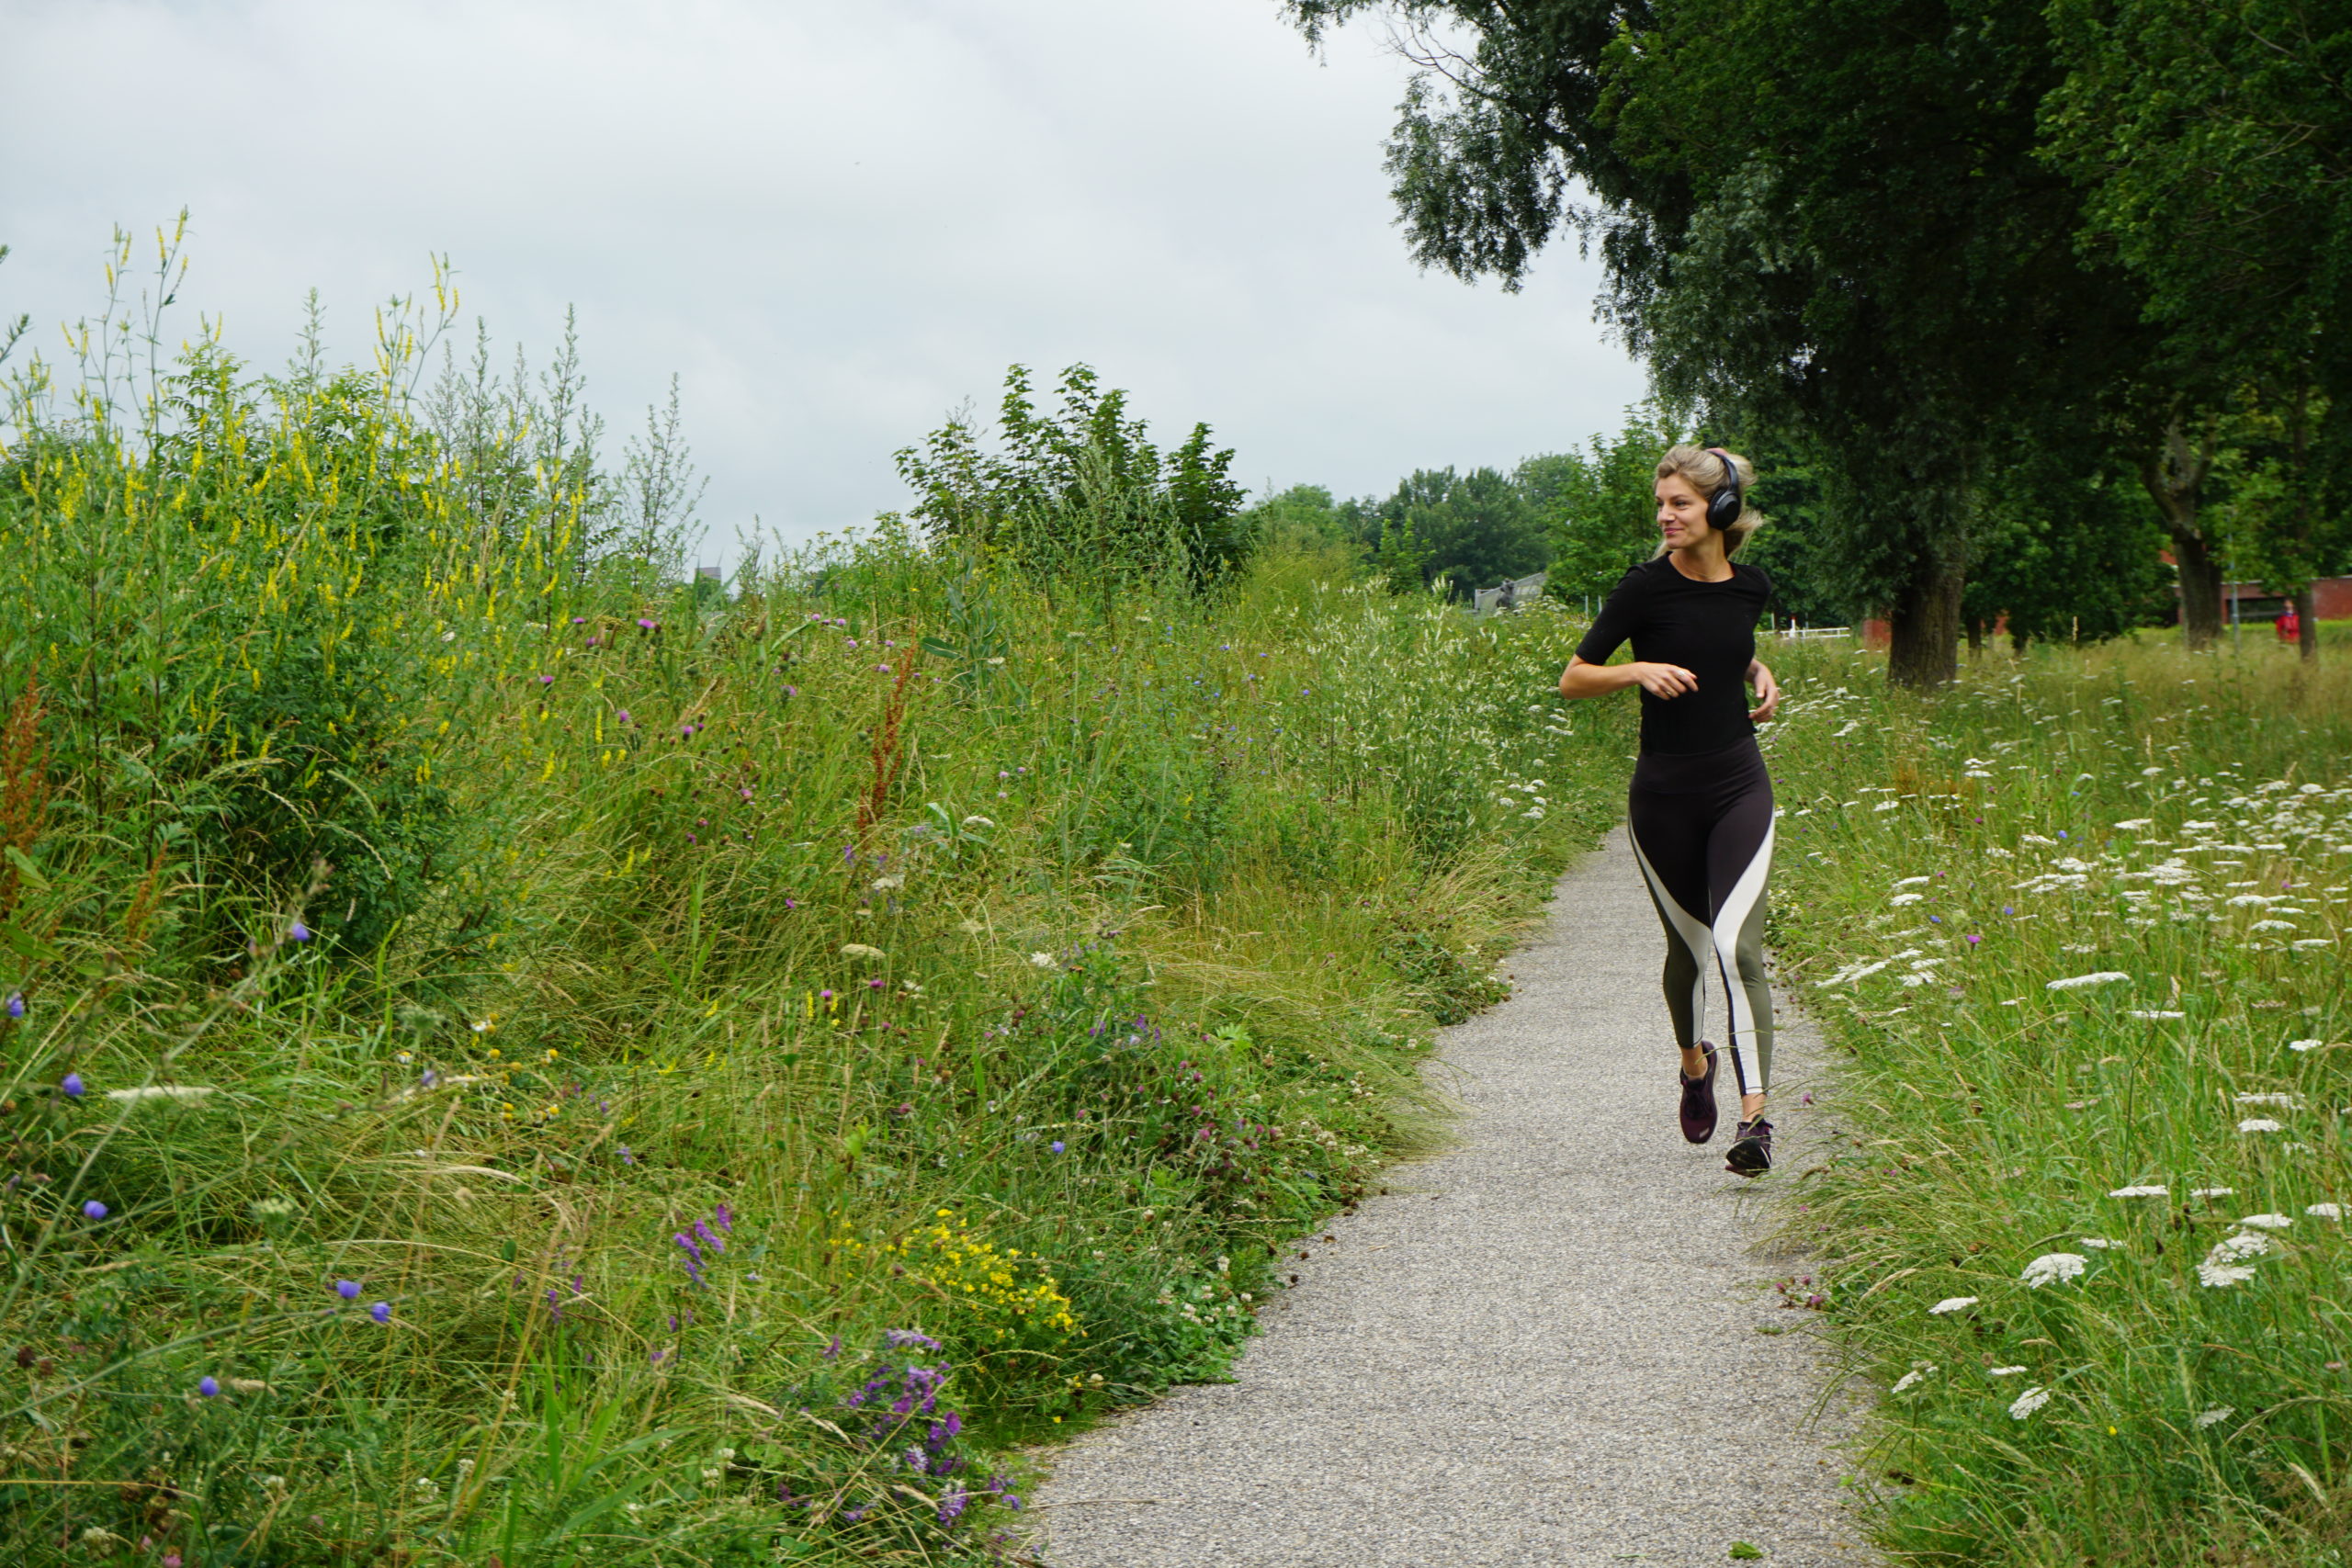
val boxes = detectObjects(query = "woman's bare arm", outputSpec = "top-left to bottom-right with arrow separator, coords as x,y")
1559,655 -> 1699,702
1747,658 -> 1781,722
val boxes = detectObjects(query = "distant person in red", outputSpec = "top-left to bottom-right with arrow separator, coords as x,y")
2278,605 -> 2301,644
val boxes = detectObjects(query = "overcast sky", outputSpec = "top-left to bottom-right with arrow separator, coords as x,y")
2,0 -> 1648,562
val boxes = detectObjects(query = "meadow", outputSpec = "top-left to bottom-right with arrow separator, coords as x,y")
0,275 -> 1630,1565
1762,636 -> 2352,1565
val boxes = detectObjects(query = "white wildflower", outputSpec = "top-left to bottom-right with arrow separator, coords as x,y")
2047,971 -> 2132,991
1894,875 -> 1932,888
2239,1118 -> 2285,1134
2190,1187 -> 2234,1198
2290,1039 -> 2324,1052
1875,799 -> 1901,812
2079,1237 -> 2122,1249
1029,952 -> 1057,968
2250,919 -> 2299,932
2114,818 -> 2154,830
2009,1386 -> 2052,1419
2109,1184 -> 2169,1198
2021,1252 -> 2088,1288
104,1085 -> 216,1104
1890,893 -> 1924,905
2227,894 -> 2278,908
1891,1365 -> 1936,1393
2194,1405 -> 2234,1429
1928,1296 -> 1979,1315
869,874 -> 905,891
2236,1213 -> 2293,1230
2308,1203 -> 2343,1220
2207,1232 -> 2271,1264
2293,939 -> 2335,950
2125,1010 -> 2186,1021
1988,1365 -> 2029,1377
2198,1261 -> 2257,1288
2235,1092 -> 2301,1107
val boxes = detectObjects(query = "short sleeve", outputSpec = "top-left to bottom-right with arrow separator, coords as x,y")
1574,567 -> 1648,665
1747,562 -> 1776,613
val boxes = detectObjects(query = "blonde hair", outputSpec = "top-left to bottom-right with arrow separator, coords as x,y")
1653,445 -> 1762,557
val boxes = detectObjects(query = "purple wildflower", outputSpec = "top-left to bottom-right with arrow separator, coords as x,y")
712,1203 -> 732,1231
694,1220 -> 724,1252
288,920 -> 311,942
335,1280 -> 360,1301
538,674 -> 554,685
3,993 -> 19,1019
637,618 -> 657,630
198,1376 -> 220,1398
1966,933 -> 1982,945
821,1334 -> 842,1360
618,1145 -> 634,1165
616,710 -> 632,725
370,1302 -> 391,1324
83,1200 -> 107,1220
1050,1140 -> 1065,1154
60,1074 -> 84,1098
884,1328 -> 943,1351
674,1231 -> 702,1264
421,1068 -> 439,1089
938,1488 -> 969,1526
651,1348 -> 668,1364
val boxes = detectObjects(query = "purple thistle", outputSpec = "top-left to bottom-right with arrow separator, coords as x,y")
637,618 -> 657,630
538,674 -> 555,685
616,710 -> 632,725
370,1302 -> 391,1324
82,1200 -> 107,1220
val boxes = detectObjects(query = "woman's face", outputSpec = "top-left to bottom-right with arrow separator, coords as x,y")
1655,472 -> 1713,551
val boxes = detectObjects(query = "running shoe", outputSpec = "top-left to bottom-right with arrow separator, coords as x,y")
1679,1042 -> 1719,1145
1725,1117 -> 1773,1176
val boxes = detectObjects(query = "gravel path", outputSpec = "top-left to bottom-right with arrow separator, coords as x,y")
1034,827 -> 1872,1567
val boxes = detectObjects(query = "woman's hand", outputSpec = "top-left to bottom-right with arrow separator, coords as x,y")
1747,659 -> 1781,723
1634,661 -> 1700,700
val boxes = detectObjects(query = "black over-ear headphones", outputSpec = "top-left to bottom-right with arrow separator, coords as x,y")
1705,448 -> 1745,532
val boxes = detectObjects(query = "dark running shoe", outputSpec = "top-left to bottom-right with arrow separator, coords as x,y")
1679,1042 -> 1720,1145
1725,1117 -> 1774,1177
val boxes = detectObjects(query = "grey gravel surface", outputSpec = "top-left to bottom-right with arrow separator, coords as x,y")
1034,826 -> 1871,1567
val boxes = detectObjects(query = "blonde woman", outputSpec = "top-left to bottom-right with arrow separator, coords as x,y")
1556,446 -> 1783,1174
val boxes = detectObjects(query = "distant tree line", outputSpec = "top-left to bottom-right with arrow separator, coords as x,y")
1279,0 -> 2352,683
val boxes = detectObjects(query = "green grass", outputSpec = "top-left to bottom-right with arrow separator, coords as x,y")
0,289 -> 1633,1564
1760,633 -> 2352,1565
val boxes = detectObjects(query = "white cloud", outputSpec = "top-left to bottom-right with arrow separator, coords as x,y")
0,0 -> 1645,559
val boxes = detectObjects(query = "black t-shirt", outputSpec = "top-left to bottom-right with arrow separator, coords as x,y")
1575,557 -> 1774,756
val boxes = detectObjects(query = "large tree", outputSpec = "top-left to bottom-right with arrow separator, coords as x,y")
1283,0 -> 2154,685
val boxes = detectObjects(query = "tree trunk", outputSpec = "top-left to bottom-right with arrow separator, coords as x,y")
2296,586 -> 2319,665
1888,547 -> 1965,688
2140,413 -> 2222,649
1966,616 -> 1985,657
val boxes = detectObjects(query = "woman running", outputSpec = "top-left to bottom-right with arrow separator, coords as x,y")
1556,446 -> 1783,1174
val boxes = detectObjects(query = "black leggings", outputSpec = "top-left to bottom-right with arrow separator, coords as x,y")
1626,736 -> 1776,1099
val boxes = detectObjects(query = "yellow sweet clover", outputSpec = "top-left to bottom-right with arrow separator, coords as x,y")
833,1209 -> 1080,1343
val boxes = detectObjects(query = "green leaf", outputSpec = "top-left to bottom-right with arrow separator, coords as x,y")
4,846 -> 49,891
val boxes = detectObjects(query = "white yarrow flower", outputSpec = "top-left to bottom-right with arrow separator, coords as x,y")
1988,1365 -> 2029,1377
1928,1296 -> 1979,1315
2113,818 -> 2154,830
2190,1187 -> 2235,1199
2079,1237 -> 2122,1249
1891,1367 -> 1933,1393
2307,1203 -> 2343,1220
2235,1213 -> 2293,1230
2290,1039 -> 2324,1052
2047,971 -> 2132,991
2125,1010 -> 2186,1020
960,815 -> 993,828
2021,1252 -> 2088,1288
2109,1184 -> 2169,1199
2234,1092 -> 2301,1108
838,942 -> 887,960
1889,892 -> 1925,906
2198,1262 -> 2257,1288
2207,1231 -> 2271,1265
2194,1405 -> 2234,1429
2009,1386 -> 2052,1419
1029,952 -> 1057,968
2238,1118 -> 2285,1134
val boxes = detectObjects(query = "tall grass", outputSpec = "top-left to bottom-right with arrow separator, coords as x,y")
0,246 -> 1630,1564
1762,634 -> 2352,1565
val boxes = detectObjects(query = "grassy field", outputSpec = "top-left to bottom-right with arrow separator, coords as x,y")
1760,636 -> 2352,1565
0,304 -> 1636,1564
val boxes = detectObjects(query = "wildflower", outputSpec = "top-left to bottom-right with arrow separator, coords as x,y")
1030,953 -> 1056,968
2234,1092 -> 2301,1108
2290,1038 -> 2324,1052
2239,1118 -> 2284,1134
2047,971 -> 2132,991
1891,1364 -> 1936,1393
2238,1213 -> 2292,1230
2194,1405 -> 2234,1429
288,920 -> 311,942
616,710 -> 632,725
840,943 -> 886,960
82,1201 -> 107,1220
335,1280 -> 361,1301
1890,892 -> 1924,906
60,1074 -> 84,1098
198,1376 -> 220,1397
2109,1184 -> 2168,1198
1966,933 -> 1982,945
2190,1187 -> 2234,1198
2021,1253 -> 2087,1288
2308,1203 -> 2342,1220
2125,1010 -> 2185,1021
2079,1237 -> 2122,1249
637,618 -> 657,629
371,1302 -> 391,1324
1050,1140 -> 1065,1154
472,1018 -> 494,1033
962,814 -> 993,828
3,994 -> 18,1019
1928,1296 -> 1979,1314
1988,1365 -> 2028,1376
2009,1386 -> 2052,1419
